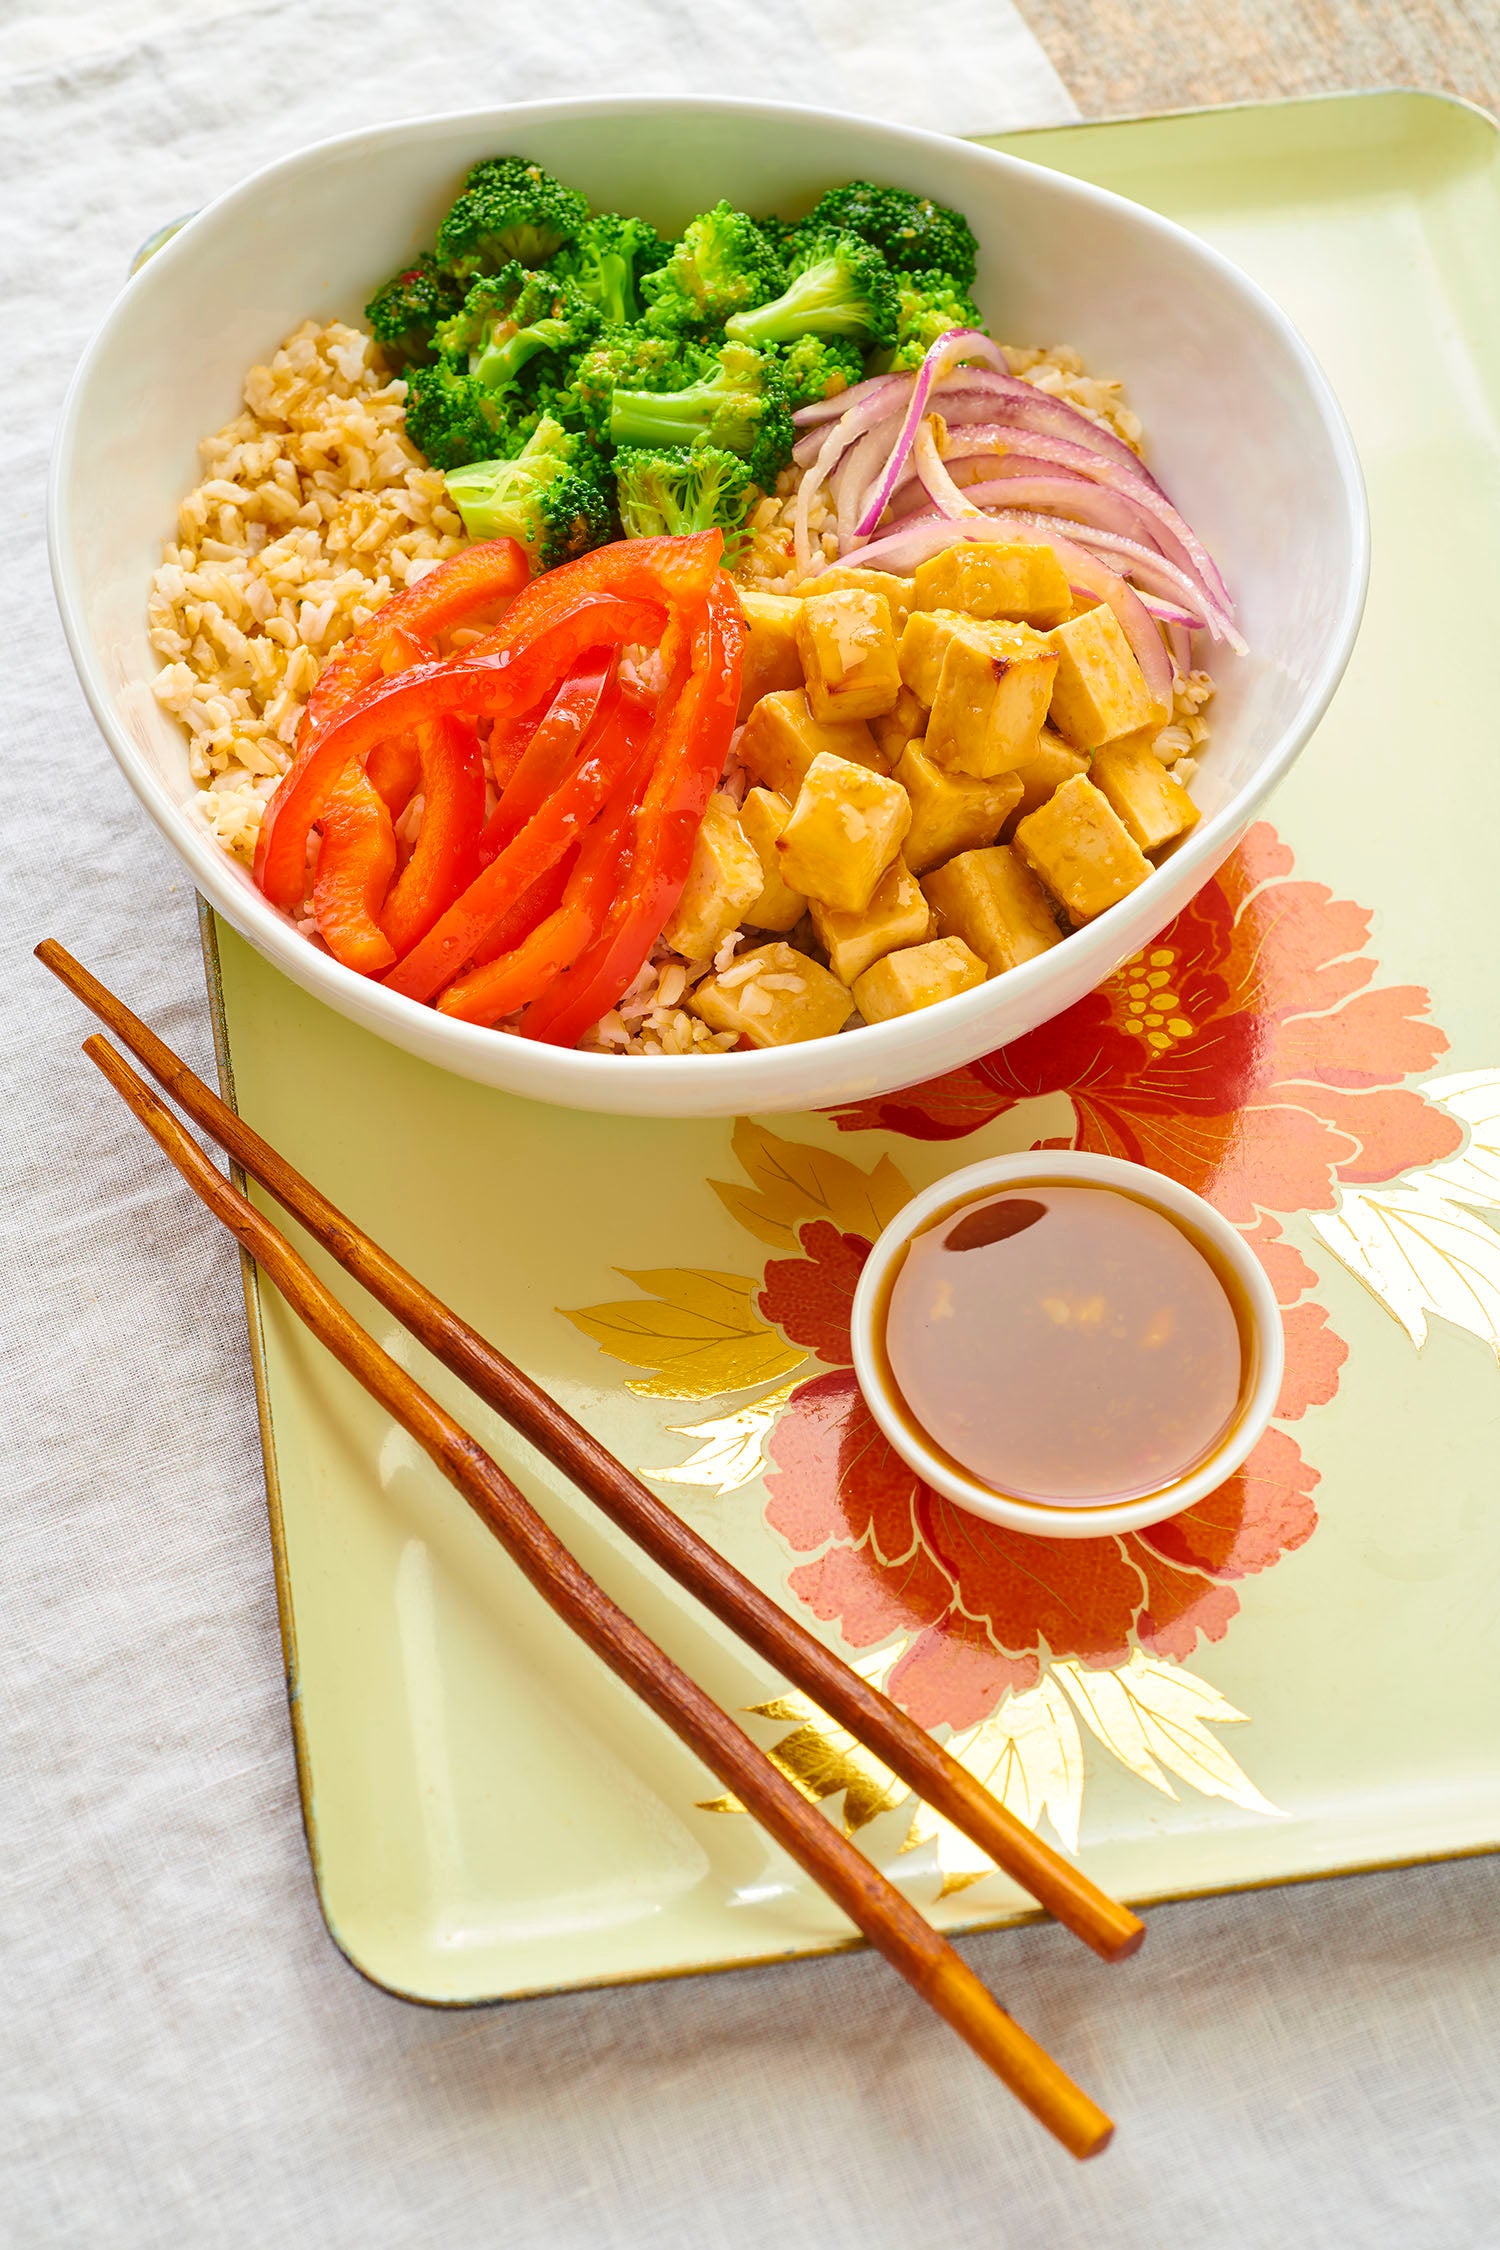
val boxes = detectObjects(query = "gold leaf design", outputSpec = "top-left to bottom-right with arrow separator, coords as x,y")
652,1380 -> 803,1496
711,1117 -> 913,1254
698,1654 -> 908,1833
559,1267 -> 808,1401
1310,1070 -> 1500,1357
906,1674 -> 1085,1894
1054,1651 -> 1282,1818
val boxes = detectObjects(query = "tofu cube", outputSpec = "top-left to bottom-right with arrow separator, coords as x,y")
922,845 -> 1062,975
898,607 -> 971,707
734,588 -> 805,720
808,564 -> 914,634
738,787 -> 807,933
776,753 -> 912,915
895,744 -> 1021,874
661,792 -> 765,960
737,689 -> 887,801
689,941 -> 854,1048
796,589 -> 902,723
1013,772 -> 1152,923
1090,738 -> 1201,854
853,937 -> 987,1023
1045,604 -> 1163,748
1002,729 -> 1090,832
919,615 -> 1058,780
811,858 -> 931,987
872,683 -> 928,764
913,541 -> 1071,628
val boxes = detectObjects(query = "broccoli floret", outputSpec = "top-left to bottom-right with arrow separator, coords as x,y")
613,445 -> 753,547
639,201 -> 784,332
435,155 -> 590,281
774,334 -> 865,410
723,231 -> 899,352
798,181 -> 978,285
871,268 -> 986,372
444,418 -> 613,572
608,339 -> 794,493
569,324 -> 694,442
404,358 -> 509,471
435,265 -> 601,394
550,213 -> 671,327
364,254 -> 465,371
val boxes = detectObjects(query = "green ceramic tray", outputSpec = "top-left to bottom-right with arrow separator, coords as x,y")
205,90 -> 1500,2005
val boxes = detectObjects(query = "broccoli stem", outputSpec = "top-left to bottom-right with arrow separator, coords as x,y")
608,390 -> 711,450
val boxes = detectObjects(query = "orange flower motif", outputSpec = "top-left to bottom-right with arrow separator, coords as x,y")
758,825 -> 1460,1731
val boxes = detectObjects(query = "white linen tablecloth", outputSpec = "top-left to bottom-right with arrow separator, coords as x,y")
4,6 -> 1497,2243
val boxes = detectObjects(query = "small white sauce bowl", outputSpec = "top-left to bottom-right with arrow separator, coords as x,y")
849,1151 -> 1283,1540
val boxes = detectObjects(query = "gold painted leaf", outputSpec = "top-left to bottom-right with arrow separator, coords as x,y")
711,1118 -> 913,1254
1055,1652 -> 1281,1818
906,1674 -> 1085,1894
651,1380 -> 802,1496
1311,1068 -> 1500,1357
698,1654 -> 908,1833
560,1267 -> 808,1400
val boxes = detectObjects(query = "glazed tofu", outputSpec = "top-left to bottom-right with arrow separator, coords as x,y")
1091,738 -> 1201,854
810,564 -> 914,634
917,614 -> 1058,780
895,745 -> 1022,875
689,941 -> 855,1048
853,937 -> 987,1023
776,752 -> 912,915
872,684 -> 928,764
1003,729 -> 1090,830
1044,604 -> 1162,749
661,792 -> 765,960
912,542 -> 1071,629
811,858 -> 932,987
922,845 -> 1062,975
735,587 -> 805,720
738,787 -> 807,933
795,589 -> 902,723
737,689 -> 887,800
1013,772 -> 1152,923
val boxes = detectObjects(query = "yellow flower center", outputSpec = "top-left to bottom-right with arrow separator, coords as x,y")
1116,946 -> 1195,1052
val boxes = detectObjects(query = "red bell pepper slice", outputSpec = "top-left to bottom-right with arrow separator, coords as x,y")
465,854 -> 574,969
363,626 -> 435,816
382,665 -> 645,1005
435,728 -> 653,1028
311,767 -> 398,974
304,540 -> 529,735
254,594 -> 662,911
480,653 -> 612,863
377,713 -> 487,959
516,574 -> 745,1048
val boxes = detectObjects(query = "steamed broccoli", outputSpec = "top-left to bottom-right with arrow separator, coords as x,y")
550,212 -> 671,326
435,155 -> 590,282
723,231 -> 899,352
569,325 -> 693,442
798,181 -> 978,285
444,418 -> 612,571
613,445 -> 753,546
435,265 -> 602,394
607,340 -> 794,492
639,201 -> 784,332
876,268 -> 986,371
404,358 -> 508,471
364,254 -> 465,370
774,334 -> 865,410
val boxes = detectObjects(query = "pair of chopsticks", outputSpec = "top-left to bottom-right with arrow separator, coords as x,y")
39,939 -> 1141,2160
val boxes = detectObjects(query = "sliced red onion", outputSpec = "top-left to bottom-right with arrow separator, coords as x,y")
958,475 -> 1180,567
1139,592 -> 1204,629
1165,621 -> 1194,678
1040,521 -> 1245,652
791,369 -> 908,430
912,416 -> 985,521
852,330 -> 1013,539
833,420 -> 899,548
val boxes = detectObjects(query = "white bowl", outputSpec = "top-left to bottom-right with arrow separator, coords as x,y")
849,1152 -> 1284,1538
49,95 -> 1368,1118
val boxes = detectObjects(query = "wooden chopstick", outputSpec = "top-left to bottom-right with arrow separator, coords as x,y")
78,1026 -> 1113,2158
38,939 -> 1143,1968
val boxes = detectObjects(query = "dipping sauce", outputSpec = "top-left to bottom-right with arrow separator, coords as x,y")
881,1183 -> 1245,1506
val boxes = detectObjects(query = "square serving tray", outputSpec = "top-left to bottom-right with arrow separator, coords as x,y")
204,90 -> 1500,2005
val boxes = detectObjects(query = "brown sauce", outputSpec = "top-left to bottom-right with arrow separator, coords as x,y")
880,1182 -> 1247,1507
